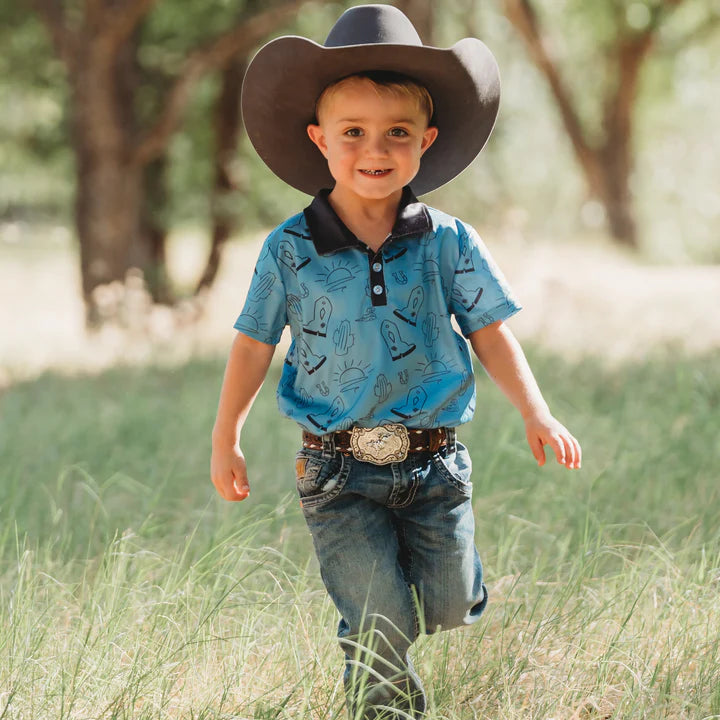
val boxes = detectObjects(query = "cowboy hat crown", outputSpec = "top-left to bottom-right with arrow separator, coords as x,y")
324,5 -> 423,47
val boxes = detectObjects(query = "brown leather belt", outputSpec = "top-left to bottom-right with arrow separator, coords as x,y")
302,426 -> 450,459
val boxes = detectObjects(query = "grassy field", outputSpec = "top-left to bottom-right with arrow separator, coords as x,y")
1,349 -> 719,719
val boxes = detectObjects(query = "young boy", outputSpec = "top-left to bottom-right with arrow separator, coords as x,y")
211,5 -> 581,718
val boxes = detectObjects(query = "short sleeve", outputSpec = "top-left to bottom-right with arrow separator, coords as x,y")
448,221 -> 521,336
233,236 -> 288,345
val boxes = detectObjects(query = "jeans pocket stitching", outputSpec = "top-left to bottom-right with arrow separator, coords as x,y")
296,452 -> 350,509
431,448 -> 473,494
387,469 -> 420,509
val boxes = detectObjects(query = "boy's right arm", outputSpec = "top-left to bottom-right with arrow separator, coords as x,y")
211,331 -> 276,501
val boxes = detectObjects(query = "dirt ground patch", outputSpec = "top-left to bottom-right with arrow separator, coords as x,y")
1,229 -> 718,384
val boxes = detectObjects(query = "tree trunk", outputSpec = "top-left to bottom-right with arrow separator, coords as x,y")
70,41 -> 142,326
594,32 -> 654,247
596,146 -> 637,247
35,0 -> 330,326
500,0 -> 664,249
196,58 -> 246,295
139,156 -> 173,303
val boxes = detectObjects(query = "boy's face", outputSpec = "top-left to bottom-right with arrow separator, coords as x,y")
307,78 -> 438,204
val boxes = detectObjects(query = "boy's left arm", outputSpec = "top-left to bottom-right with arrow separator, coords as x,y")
468,320 -> 581,470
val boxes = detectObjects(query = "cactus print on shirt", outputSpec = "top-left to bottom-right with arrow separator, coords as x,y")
234,187 -> 521,434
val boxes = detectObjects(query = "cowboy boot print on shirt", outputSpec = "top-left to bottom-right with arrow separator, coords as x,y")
278,239 -> 311,274
381,319 -> 416,361
307,395 -> 345,432
393,286 -> 424,326
298,339 -> 326,374
452,281 -> 484,312
282,215 -> 312,241
455,226 -> 476,274
303,296 -> 332,337
391,386 -> 427,420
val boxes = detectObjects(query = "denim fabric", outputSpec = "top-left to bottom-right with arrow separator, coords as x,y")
295,438 -> 487,718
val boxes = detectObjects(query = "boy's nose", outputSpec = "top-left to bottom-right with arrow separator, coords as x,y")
365,133 -> 390,157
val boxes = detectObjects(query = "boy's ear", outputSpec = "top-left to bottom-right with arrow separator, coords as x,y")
420,126 -> 439,155
307,124 -> 328,158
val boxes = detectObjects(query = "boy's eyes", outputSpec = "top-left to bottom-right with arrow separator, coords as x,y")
342,127 -> 410,137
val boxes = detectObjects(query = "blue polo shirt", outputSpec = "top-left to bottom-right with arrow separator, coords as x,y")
235,187 -> 521,433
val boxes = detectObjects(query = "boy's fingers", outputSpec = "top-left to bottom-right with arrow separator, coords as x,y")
562,435 -> 575,468
211,465 -> 250,501
548,433 -> 566,466
571,435 -> 582,468
232,475 -> 250,500
528,434 -> 546,466
558,433 -> 582,469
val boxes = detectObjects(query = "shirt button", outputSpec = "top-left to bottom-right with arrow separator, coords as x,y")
372,285 -> 384,295
372,262 -> 382,272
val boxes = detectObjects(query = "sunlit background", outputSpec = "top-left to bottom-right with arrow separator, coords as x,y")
1,0 -> 719,382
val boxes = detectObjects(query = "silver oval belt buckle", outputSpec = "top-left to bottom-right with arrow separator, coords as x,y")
350,424 -> 410,465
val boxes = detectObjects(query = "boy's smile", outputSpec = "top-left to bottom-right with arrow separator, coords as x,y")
307,78 -> 438,210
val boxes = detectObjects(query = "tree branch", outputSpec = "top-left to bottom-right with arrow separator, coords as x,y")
605,32 -> 654,137
97,0 -> 159,55
501,0 -> 603,192
32,0 -> 78,71
132,0 -> 312,167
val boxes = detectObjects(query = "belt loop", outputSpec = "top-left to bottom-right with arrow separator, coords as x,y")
321,432 -> 335,459
446,427 -> 457,454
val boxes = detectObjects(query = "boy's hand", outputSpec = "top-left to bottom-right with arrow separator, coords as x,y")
211,444 -> 250,501
524,413 -> 582,470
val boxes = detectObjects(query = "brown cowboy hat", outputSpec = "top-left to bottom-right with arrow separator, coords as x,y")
241,3 -> 500,197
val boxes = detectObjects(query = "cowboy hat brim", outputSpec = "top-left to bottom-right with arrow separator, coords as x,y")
241,36 -> 500,197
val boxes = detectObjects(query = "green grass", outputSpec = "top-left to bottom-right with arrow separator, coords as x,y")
1,349 -> 719,719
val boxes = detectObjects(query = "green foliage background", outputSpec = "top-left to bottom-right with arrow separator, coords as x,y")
1,0 -> 720,259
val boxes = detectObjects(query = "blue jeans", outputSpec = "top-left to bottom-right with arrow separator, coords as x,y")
295,432 -> 488,718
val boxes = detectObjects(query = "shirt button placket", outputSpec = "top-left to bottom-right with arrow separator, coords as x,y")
368,253 -> 387,306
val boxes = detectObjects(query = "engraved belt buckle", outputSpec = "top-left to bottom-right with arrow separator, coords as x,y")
350,424 -> 410,465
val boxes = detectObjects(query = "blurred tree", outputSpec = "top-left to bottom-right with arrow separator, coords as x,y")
499,0 -> 713,248
0,3 -> 71,220
393,0 -> 434,43
31,0 -> 320,326
196,57 -> 247,296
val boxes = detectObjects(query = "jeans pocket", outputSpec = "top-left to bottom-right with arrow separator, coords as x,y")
295,449 -> 349,508
431,441 -> 473,495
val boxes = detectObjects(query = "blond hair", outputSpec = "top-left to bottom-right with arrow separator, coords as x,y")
315,71 -> 434,126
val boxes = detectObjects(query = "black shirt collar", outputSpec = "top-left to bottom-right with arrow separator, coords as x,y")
303,186 -> 432,256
